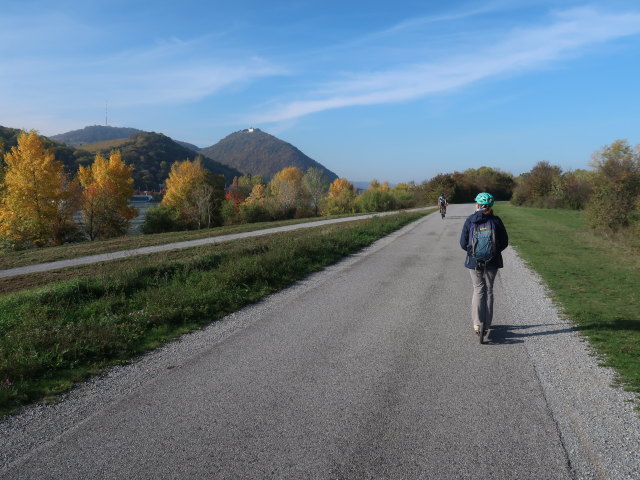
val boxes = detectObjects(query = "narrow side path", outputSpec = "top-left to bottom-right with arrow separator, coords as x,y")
0,209 -> 428,279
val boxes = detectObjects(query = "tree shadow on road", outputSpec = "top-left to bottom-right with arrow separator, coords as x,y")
486,323 -> 576,345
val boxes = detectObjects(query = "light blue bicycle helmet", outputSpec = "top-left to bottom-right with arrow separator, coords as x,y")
474,192 -> 494,206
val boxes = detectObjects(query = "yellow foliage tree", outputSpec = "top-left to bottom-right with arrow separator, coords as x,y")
162,157 -> 217,228
327,178 -> 355,198
78,150 -> 136,240
162,158 -> 206,209
0,130 -> 79,247
322,178 -> 357,215
268,166 -> 305,215
244,183 -> 266,205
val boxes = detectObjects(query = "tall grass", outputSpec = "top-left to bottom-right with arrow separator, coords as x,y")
0,212 -> 427,416
497,204 -> 640,398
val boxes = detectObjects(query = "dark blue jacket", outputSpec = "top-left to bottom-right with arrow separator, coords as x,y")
459,211 -> 509,269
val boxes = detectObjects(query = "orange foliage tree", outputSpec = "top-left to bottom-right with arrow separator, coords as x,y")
321,178 -> 357,215
78,150 -> 136,240
224,177 -> 244,213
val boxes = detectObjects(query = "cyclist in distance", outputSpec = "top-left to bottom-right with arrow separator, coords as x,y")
438,192 -> 448,218
459,192 -> 509,337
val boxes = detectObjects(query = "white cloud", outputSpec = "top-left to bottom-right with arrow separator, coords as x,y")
250,7 -> 640,124
0,32 -> 286,126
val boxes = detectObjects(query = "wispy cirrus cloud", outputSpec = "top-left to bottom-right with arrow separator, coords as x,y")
1,36 -> 284,108
0,6 -> 285,132
249,7 -> 640,124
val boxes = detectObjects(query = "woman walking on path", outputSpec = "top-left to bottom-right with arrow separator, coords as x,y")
460,193 -> 509,336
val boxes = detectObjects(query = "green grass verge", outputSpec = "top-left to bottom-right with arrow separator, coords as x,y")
0,211 -> 429,417
497,203 -> 640,398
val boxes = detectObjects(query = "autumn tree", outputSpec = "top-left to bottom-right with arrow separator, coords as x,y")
357,179 -> 396,212
419,173 -> 458,205
302,168 -> 330,216
548,169 -> 594,210
0,130 -> 79,247
162,157 -> 223,229
237,174 -> 265,198
233,183 -> 270,223
78,150 -> 136,240
268,166 -> 307,217
321,178 -> 357,215
390,182 -> 414,209
245,183 -> 267,205
586,140 -> 640,232
198,171 -> 225,228
223,177 -> 243,213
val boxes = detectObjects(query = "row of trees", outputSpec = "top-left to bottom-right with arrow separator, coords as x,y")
142,163 -> 421,234
0,131 -> 525,248
0,131 -> 135,248
416,166 -> 515,204
511,140 -> 640,238
0,130 -> 428,247
14,131 -> 635,249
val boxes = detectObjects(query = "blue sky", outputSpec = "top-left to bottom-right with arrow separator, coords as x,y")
2,0 -> 640,183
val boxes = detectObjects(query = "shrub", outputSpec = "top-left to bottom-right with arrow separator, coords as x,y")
585,140 -> 640,233
141,205 -> 182,234
238,202 -> 271,223
357,189 -> 396,212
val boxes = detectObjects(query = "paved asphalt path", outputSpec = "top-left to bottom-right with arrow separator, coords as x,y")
2,204 -> 639,479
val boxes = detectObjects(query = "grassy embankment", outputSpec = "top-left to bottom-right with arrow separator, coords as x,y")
0,213 -> 389,271
497,203 -> 640,399
0,211 -> 430,417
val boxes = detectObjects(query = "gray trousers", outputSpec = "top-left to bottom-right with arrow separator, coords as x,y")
468,268 -> 498,329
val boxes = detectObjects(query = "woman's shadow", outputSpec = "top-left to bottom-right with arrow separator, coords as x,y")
486,323 -> 576,344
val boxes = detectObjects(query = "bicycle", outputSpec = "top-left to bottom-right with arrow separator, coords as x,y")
439,204 -> 447,219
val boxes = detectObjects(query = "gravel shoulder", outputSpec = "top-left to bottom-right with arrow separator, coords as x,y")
500,248 -> 640,479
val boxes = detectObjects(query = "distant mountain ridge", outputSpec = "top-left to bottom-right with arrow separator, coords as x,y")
199,128 -> 338,181
49,125 -> 142,146
4,124 -> 340,189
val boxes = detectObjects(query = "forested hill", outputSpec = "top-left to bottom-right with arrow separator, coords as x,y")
199,128 -> 339,181
49,125 -> 142,146
0,127 -> 242,190
82,132 -> 243,190
0,125 -> 94,173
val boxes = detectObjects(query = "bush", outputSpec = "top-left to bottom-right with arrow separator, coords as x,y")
586,140 -> 640,233
357,189 -> 396,212
238,202 -> 271,223
221,200 -> 240,225
586,178 -> 639,232
141,205 -> 182,234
